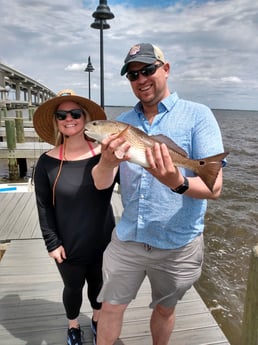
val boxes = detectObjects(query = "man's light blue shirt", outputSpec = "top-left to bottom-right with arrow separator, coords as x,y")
116,92 -> 225,249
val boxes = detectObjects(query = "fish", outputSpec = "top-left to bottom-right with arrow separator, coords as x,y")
84,120 -> 229,192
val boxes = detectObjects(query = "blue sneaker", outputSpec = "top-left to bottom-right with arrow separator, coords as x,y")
91,318 -> 97,345
67,326 -> 83,345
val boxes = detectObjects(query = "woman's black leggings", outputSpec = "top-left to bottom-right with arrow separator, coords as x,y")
56,259 -> 103,320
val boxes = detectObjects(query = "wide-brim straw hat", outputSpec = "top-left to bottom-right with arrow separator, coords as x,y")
33,89 -> 106,145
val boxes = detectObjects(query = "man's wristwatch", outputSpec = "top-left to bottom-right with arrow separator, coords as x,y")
171,176 -> 189,194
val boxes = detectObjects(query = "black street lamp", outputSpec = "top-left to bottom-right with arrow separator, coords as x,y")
84,56 -> 94,100
91,0 -> 114,109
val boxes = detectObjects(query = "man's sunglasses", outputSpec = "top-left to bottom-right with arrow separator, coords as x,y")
55,109 -> 84,121
126,62 -> 163,82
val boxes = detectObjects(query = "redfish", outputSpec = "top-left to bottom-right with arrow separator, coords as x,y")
84,120 -> 228,191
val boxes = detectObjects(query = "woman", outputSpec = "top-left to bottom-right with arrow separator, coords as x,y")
33,90 -> 116,345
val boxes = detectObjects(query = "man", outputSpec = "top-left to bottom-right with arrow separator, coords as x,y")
92,43 -> 226,345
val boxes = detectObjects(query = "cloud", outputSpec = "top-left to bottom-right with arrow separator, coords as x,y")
0,0 -> 258,109
65,64 -> 86,72
221,77 -> 242,84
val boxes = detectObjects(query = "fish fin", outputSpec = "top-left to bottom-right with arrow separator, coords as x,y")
114,125 -> 132,159
116,124 -> 131,138
195,152 -> 229,191
151,134 -> 188,157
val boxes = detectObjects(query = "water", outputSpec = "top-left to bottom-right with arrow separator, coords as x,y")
1,107 -> 258,344
195,109 -> 258,345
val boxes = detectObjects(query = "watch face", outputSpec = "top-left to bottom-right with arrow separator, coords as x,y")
171,177 -> 189,194
176,184 -> 189,194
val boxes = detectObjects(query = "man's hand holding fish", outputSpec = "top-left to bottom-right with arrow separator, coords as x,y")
90,126 -> 184,192
145,141 -> 185,186
146,142 -> 224,199
92,133 -> 131,190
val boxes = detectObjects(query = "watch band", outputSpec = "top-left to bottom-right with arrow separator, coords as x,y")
171,176 -> 189,194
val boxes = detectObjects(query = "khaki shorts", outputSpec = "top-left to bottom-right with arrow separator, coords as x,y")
97,231 -> 204,308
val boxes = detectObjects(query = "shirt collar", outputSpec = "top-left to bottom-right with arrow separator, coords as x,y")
134,92 -> 179,115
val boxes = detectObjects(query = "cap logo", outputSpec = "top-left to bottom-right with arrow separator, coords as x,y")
129,44 -> 141,57
60,92 -> 71,96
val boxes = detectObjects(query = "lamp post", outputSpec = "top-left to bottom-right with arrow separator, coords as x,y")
91,0 -> 114,109
84,56 -> 94,99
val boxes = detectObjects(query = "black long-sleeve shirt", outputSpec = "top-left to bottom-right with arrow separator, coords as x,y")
34,153 -> 116,264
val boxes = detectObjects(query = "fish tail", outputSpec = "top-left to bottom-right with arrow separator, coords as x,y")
194,152 -> 229,191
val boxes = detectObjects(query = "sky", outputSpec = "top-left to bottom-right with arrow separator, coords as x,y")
0,0 -> 258,110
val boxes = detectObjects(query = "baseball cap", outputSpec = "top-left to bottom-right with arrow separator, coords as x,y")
120,43 -> 166,76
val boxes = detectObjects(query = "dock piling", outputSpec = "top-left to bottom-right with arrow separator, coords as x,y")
0,107 -> 7,126
28,107 -> 35,121
15,117 -> 25,143
2,106 -> 7,117
241,244 -> 258,345
8,156 -> 19,180
5,119 -> 19,180
5,119 -> 16,149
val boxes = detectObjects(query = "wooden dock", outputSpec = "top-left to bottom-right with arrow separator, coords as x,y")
0,120 -> 52,160
0,142 -> 52,159
0,127 -> 39,142
0,190 -> 230,344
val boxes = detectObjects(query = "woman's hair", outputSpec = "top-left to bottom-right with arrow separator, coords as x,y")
53,119 -> 63,146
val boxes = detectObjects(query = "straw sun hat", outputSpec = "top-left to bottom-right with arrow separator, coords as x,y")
33,89 -> 106,145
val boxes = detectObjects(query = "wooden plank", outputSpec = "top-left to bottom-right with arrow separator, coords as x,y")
0,127 -> 40,142
0,193 -> 229,344
0,188 -> 122,241
12,193 -> 40,239
0,120 -> 34,128
0,239 -> 230,345
0,142 -> 52,159
0,192 -> 20,218
0,193 -> 35,240
0,193 -> 24,239
5,194 -> 34,239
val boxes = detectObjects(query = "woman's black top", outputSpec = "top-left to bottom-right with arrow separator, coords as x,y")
34,153 -> 116,264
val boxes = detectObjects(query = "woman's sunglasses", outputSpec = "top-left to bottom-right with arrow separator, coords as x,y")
55,109 -> 84,121
126,62 -> 163,82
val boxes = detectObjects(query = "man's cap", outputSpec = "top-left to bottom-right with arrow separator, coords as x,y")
120,43 -> 166,76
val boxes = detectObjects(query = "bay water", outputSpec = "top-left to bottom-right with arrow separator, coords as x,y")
195,109 -> 258,345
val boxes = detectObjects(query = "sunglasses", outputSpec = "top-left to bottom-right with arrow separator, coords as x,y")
55,109 -> 84,121
126,62 -> 163,82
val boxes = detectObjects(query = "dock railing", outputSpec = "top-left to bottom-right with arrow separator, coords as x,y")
241,244 -> 258,345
